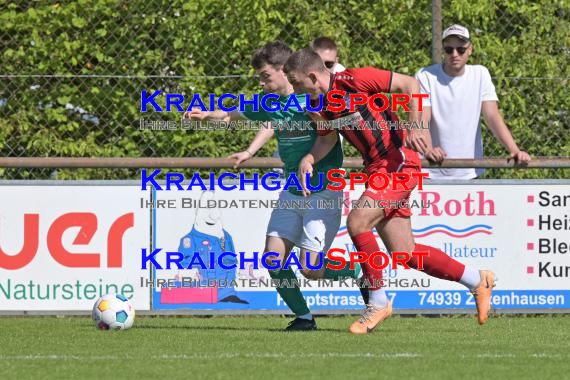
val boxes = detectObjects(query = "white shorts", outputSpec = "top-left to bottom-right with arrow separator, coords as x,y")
266,189 -> 342,252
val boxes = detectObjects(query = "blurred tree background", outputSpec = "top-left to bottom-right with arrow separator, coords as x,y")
0,0 -> 568,179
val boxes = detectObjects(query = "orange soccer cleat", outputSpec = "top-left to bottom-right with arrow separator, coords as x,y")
349,302 -> 393,334
472,270 -> 496,325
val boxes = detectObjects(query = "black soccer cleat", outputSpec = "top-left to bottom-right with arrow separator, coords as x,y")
285,317 -> 317,331
359,286 -> 370,305
219,295 -> 249,304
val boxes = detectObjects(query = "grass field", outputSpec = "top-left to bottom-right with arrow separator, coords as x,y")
1,315 -> 569,379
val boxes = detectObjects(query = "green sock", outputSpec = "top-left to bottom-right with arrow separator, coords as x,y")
323,259 -> 361,280
268,267 -> 310,316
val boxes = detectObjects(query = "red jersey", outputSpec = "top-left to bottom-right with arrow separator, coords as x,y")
313,67 -> 421,171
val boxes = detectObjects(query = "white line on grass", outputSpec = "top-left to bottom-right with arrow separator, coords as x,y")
159,353 -> 423,359
0,353 -> 420,361
1,352 -> 567,361
461,353 -> 566,359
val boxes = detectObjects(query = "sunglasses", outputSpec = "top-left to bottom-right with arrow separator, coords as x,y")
324,61 -> 335,69
444,46 -> 468,55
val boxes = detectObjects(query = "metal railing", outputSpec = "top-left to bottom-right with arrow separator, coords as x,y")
1,157 -> 568,169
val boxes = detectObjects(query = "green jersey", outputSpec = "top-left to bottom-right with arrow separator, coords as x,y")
241,92 -> 343,195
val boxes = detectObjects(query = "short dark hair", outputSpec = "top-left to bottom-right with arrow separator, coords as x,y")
311,36 -> 338,51
251,41 -> 293,70
283,48 -> 326,74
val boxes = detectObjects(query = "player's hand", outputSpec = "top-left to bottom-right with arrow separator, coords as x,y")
229,151 -> 252,169
425,147 -> 446,164
306,111 -> 329,132
405,128 -> 429,154
509,150 -> 531,165
298,155 -> 314,197
183,109 -> 210,120
307,111 -> 326,123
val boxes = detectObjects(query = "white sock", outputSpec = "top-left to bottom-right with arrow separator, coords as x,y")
369,289 -> 389,308
459,267 -> 481,290
298,313 -> 313,321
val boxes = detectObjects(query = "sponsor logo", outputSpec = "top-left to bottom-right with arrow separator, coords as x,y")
0,212 -> 134,270
335,224 -> 492,239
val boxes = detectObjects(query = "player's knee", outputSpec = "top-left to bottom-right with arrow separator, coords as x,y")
347,211 -> 371,235
264,252 -> 282,269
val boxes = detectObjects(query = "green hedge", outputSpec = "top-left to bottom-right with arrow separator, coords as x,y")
0,0 -> 568,179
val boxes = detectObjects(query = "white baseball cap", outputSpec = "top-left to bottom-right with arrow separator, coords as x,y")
442,24 -> 470,41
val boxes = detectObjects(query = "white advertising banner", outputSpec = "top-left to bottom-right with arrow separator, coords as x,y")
0,186 -> 150,311
1,181 -> 567,313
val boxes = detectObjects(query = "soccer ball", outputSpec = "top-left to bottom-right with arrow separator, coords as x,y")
92,294 -> 135,330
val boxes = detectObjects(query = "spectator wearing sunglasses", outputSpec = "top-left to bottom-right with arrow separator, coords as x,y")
414,24 -> 530,179
311,37 -> 346,73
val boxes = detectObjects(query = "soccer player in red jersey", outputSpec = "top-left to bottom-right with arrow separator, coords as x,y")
284,48 -> 496,334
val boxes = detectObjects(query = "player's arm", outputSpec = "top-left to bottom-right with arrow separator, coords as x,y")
351,67 -> 420,120
389,72 -> 422,126
390,72 -> 431,155
482,101 -> 531,163
184,105 -> 270,168
352,68 -> 431,155
418,106 -> 446,163
229,126 -> 275,169
298,126 -> 339,196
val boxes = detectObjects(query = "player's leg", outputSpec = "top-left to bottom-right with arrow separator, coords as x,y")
265,196 -> 315,331
347,166 -> 423,334
295,189 -> 368,303
376,215 -> 496,325
298,189 -> 358,280
346,202 -> 393,334
300,251 -> 363,281
346,195 -> 387,288
299,248 -> 368,305
264,236 -> 316,330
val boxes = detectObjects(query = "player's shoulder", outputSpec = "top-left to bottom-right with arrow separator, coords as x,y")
286,93 -> 309,114
336,67 -> 390,81
334,68 -> 357,81
253,91 -> 269,105
331,69 -> 356,91
291,92 -> 307,103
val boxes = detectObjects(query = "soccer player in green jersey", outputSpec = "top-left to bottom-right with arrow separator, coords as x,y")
185,41 -> 367,331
